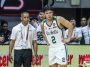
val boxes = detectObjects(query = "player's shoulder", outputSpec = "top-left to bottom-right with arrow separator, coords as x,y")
40,19 -> 46,25
56,16 -> 65,19
56,16 -> 67,22
42,19 -> 47,23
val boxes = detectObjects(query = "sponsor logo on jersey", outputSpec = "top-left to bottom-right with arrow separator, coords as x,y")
53,22 -> 55,27
46,30 -> 58,35
52,22 -> 57,28
53,26 -> 57,28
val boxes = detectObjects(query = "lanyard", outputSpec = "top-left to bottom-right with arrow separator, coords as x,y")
21,25 -> 29,41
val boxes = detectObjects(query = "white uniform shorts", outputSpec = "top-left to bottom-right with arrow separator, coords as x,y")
48,45 -> 67,65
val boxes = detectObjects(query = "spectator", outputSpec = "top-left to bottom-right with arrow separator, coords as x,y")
0,19 -> 11,44
81,17 -> 90,44
37,11 -> 45,44
80,17 -> 87,44
37,11 -> 44,32
31,11 -> 45,44
30,18 -> 38,28
65,18 -> 82,44
80,17 -> 87,27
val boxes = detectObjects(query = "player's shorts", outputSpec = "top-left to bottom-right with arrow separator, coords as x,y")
48,44 -> 67,65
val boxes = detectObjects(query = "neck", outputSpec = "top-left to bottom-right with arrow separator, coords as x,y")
22,22 -> 28,26
81,25 -> 86,27
47,19 -> 52,23
46,17 -> 53,22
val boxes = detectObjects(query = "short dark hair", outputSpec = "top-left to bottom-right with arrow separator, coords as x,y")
38,11 -> 44,15
0,19 -> 8,26
43,7 -> 54,12
39,10 -> 44,13
21,11 -> 29,16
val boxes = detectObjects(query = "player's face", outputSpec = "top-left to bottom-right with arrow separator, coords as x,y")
38,12 -> 44,21
45,10 -> 53,21
21,13 -> 30,25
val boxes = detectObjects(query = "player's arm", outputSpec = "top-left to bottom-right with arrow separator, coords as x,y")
32,29 -> 38,63
40,22 -> 49,45
57,16 -> 73,43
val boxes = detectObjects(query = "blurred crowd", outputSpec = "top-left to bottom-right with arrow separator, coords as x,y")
0,19 -> 11,44
0,11 -> 90,45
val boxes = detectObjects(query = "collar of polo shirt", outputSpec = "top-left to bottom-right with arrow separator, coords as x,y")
20,22 -> 29,27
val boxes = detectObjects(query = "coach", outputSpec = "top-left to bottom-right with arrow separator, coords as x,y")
9,12 -> 38,67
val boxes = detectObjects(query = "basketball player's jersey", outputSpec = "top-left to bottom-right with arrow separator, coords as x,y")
43,16 -> 64,47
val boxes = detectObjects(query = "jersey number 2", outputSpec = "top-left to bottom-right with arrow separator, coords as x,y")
51,36 -> 56,44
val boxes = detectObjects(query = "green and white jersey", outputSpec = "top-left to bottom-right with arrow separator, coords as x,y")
43,16 -> 64,47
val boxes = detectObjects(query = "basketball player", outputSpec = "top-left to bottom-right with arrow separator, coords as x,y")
41,8 -> 73,67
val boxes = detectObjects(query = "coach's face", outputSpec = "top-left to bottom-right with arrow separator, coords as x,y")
21,13 -> 30,25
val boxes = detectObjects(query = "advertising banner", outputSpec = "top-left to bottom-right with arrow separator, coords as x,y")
0,45 -> 90,67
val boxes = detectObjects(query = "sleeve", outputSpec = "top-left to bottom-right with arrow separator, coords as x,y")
10,27 -> 17,40
33,28 -> 37,40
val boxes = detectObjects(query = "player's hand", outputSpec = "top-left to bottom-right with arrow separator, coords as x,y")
62,38 -> 71,44
9,54 -> 13,63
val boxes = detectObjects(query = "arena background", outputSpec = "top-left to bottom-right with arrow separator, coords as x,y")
0,8 -> 90,31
